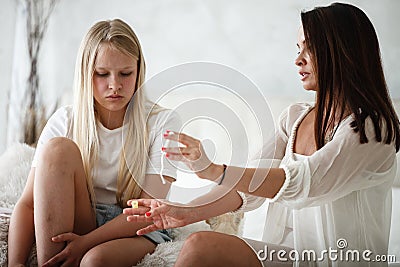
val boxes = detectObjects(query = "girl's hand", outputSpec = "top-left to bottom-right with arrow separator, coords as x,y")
123,199 -> 200,235
42,233 -> 88,267
163,131 -> 222,180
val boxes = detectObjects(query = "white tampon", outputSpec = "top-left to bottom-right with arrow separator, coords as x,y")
159,131 -> 174,184
131,200 -> 138,209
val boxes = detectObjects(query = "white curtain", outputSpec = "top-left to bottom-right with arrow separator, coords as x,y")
6,1 -> 29,146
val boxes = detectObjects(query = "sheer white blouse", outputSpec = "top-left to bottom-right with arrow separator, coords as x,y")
259,103 -> 396,266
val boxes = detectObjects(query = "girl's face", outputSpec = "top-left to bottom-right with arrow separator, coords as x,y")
295,27 -> 318,91
93,43 -> 138,127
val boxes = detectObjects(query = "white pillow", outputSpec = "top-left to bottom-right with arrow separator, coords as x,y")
0,142 -> 34,209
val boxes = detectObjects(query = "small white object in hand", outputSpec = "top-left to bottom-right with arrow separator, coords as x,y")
160,131 -> 173,184
131,200 -> 138,209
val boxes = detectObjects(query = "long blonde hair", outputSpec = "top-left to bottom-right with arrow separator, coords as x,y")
72,19 -> 151,208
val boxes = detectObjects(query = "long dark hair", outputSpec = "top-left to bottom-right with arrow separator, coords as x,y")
301,2 -> 400,151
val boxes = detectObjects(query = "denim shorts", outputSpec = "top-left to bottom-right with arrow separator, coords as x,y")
95,203 -> 172,245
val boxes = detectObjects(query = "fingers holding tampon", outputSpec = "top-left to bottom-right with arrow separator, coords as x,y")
124,199 -> 158,220
163,131 -> 199,147
159,131 -> 175,185
163,130 -> 174,147
123,205 -> 148,216
124,199 -> 151,216
131,200 -> 139,209
127,199 -> 152,207
123,206 -> 154,223
163,130 -> 175,144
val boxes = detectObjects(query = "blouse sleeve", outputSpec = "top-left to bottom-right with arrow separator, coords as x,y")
257,105 -> 290,161
234,106 -> 293,212
31,106 -> 71,168
274,116 -> 397,209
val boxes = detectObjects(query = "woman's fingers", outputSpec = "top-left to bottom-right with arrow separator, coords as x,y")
163,146 -> 201,158
136,224 -> 160,235
127,198 -> 153,207
166,153 -> 192,162
164,131 -> 200,147
164,130 -> 211,160
166,152 -> 199,163
123,206 -> 149,216
163,131 -> 211,168
124,198 -> 169,223
126,214 -> 154,223
124,199 -> 154,219
148,205 -> 168,217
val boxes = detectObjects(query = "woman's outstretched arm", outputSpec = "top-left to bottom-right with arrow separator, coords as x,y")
163,132 -> 286,199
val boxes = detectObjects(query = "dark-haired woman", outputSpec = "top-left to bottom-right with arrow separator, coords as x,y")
124,3 -> 400,266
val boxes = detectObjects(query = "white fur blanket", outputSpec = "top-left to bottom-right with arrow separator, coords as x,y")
0,143 -> 243,267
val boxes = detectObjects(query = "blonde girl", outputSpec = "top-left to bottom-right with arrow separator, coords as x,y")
8,19 -> 179,266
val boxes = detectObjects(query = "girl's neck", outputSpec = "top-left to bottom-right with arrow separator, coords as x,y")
97,110 -> 125,130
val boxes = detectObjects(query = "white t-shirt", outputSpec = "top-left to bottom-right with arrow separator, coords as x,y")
32,105 -> 181,204
259,103 -> 396,266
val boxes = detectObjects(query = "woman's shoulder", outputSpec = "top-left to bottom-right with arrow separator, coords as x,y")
286,102 -> 313,115
278,102 -> 313,127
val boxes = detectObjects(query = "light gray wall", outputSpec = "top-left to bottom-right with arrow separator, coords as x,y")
0,0 -> 399,153
0,0 -> 16,153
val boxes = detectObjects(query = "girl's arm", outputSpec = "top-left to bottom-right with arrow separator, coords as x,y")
49,174 -> 174,255
88,174 -> 173,240
8,168 -> 36,266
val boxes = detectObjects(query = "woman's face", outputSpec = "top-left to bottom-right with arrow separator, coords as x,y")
295,27 -> 318,91
93,43 -> 138,125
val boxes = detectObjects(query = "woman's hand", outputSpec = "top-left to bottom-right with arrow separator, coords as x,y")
163,131 -> 223,180
123,199 -> 201,235
42,233 -> 88,267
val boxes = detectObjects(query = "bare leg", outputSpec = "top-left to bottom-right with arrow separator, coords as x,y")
34,137 -> 96,265
174,231 -> 262,267
80,236 -> 156,267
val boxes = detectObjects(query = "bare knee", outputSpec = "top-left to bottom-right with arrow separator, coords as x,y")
80,247 -> 111,267
177,231 -> 262,267
178,231 -> 213,263
184,231 -> 210,249
40,137 -> 81,162
35,137 -> 84,185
